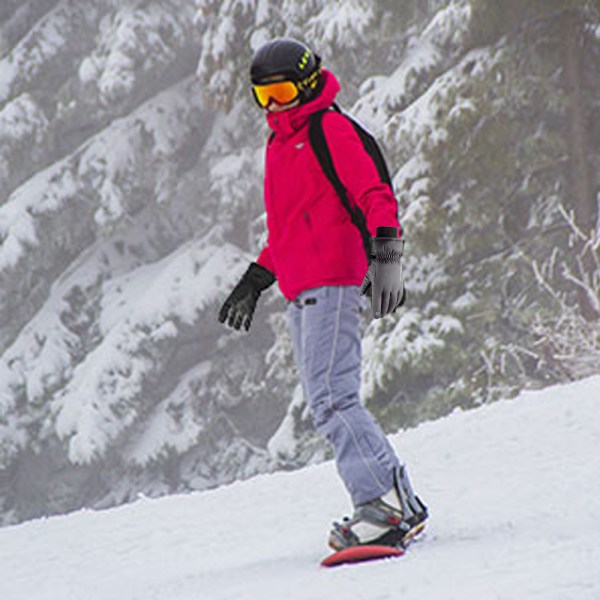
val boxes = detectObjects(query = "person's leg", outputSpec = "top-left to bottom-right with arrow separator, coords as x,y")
289,285 -> 400,507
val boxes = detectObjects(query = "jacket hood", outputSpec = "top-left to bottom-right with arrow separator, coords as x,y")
265,68 -> 340,138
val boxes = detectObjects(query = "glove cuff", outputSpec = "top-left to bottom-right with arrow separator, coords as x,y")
246,262 -> 277,292
375,226 -> 399,238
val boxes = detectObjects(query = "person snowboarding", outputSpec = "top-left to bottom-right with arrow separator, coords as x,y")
218,38 -> 428,552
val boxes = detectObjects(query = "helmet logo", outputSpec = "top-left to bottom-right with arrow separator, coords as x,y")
297,50 -> 311,71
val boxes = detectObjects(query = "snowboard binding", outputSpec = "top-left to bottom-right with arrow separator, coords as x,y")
328,466 -> 428,551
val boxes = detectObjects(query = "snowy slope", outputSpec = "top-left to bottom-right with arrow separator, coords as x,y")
0,376 -> 598,600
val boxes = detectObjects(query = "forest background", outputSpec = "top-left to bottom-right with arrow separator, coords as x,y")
0,0 -> 598,525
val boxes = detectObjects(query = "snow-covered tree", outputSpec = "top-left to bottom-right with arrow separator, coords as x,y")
0,0 -> 598,526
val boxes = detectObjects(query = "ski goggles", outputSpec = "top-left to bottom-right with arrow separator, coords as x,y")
252,80 -> 300,108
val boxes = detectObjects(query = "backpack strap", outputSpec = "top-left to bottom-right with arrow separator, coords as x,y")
309,108 -> 372,262
345,121 -> 393,187
327,103 -> 394,188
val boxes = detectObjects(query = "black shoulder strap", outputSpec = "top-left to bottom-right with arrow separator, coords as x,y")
354,136 -> 393,189
308,104 -> 395,262
331,103 -> 393,188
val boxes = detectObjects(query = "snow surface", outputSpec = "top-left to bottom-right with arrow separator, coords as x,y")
0,376 -> 598,600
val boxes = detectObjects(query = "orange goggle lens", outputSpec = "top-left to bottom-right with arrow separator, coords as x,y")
252,80 -> 299,107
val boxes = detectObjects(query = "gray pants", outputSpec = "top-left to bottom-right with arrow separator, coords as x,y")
286,284 -> 401,507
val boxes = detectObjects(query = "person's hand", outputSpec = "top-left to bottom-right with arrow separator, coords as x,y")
360,227 -> 405,318
218,262 -> 276,332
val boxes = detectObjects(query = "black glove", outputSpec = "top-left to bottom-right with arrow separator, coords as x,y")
218,262 -> 276,331
360,226 -> 405,318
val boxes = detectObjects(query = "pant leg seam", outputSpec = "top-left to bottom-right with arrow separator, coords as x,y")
326,286 -> 388,500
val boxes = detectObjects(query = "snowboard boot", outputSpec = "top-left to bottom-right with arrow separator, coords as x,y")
328,466 -> 428,551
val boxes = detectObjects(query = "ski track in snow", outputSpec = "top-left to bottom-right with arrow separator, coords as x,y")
0,376 -> 599,600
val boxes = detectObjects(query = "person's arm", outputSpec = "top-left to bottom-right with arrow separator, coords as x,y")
321,111 -> 401,238
256,148 -> 278,277
322,112 -> 404,317
256,243 -> 276,277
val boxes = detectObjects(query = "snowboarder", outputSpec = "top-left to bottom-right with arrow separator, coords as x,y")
218,38 -> 428,551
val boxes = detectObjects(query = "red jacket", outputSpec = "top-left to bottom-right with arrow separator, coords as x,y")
256,68 -> 401,301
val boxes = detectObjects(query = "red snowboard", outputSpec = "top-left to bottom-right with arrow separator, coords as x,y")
321,544 -> 404,568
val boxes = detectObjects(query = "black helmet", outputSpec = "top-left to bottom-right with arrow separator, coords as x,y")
250,38 -> 322,104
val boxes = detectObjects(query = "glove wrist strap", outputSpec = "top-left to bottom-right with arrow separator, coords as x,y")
371,238 -> 404,264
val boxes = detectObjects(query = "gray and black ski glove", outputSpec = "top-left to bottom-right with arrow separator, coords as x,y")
360,226 -> 405,318
218,262 -> 276,332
